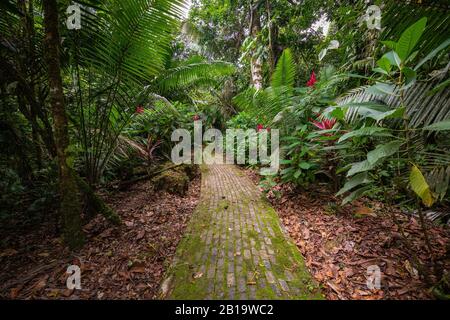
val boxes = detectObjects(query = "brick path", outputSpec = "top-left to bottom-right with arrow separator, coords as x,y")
161,161 -> 322,300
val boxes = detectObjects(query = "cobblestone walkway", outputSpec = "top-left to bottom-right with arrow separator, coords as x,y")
162,162 -> 322,300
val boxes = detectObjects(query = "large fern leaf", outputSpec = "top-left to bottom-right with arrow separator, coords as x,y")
271,48 -> 295,88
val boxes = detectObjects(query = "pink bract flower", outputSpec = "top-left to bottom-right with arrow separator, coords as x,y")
310,116 -> 336,130
306,71 -> 317,87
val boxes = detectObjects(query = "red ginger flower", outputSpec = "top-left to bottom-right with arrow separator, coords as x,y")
135,105 -> 144,114
310,115 -> 336,130
257,124 -> 271,132
193,115 -> 200,121
306,71 -> 317,87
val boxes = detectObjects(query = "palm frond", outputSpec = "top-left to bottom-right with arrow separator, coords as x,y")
73,0 -> 188,83
271,48 -> 295,88
155,60 -> 235,93
336,81 -> 450,127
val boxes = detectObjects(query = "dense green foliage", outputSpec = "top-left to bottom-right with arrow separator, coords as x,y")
0,0 -> 449,292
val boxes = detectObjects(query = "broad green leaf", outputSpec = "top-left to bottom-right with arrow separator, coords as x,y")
402,67 -> 417,87
367,82 -> 396,96
423,120 -> 450,131
318,48 -> 327,61
381,40 -> 397,50
281,168 -> 294,175
337,172 -> 372,196
299,162 -> 312,170
341,102 -> 389,110
372,107 -> 405,121
409,165 -> 434,207
415,38 -> 450,71
376,56 -> 392,73
367,141 -> 402,165
384,51 -> 402,68
352,106 -> 404,121
373,67 -> 389,75
347,160 -> 376,177
338,127 -> 390,143
395,17 -> 427,61
330,107 -> 346,121
342,185 -> 373,205
406,50 -> 419,64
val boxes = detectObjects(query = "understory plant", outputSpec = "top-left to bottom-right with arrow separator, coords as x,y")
327,18 -> 450,288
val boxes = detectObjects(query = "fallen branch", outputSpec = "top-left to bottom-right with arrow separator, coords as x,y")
0,260 -> 61,293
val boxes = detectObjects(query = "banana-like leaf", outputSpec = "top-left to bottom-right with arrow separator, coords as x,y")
367,140 -> 402,165
409,164 -> 435,207
347,160 -> 376,177
337,172 -> 372,196
347,140 -> 402,176
342,185 -> 372,205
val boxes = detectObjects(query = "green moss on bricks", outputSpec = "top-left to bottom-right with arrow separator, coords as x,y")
164,163 -> 324,300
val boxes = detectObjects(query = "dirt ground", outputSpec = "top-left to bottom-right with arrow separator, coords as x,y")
0,176 -> 201,299
244,168 -> 449,300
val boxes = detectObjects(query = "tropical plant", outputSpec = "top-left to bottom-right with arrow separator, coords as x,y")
280,125 -> 318,186
333,18 -> 450,207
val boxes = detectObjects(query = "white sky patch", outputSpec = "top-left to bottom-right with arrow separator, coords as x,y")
311,15 -> 330,37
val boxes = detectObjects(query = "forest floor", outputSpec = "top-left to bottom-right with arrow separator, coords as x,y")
0,175 -> 200,299
0,163 -> 448,300
245,169 -> 450,300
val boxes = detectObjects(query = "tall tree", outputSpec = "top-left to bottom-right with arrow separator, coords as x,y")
249,0 -> 263,89
42,0 -> 84,249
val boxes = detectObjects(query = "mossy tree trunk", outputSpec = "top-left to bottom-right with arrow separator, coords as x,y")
42,0 -> 84,249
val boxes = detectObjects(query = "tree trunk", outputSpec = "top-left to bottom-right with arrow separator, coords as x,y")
42,0 -> 84,249
250,2 -> 263,90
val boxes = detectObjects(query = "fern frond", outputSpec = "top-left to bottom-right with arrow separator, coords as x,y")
271,48 -> 295,88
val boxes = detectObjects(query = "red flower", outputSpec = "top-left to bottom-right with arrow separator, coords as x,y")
135,105 -> 144,114
306,71 -> 317,87
257,124 -> 264,132
193,115 -> 200,121
310,115 -> 336,130
256,124 -> 271,132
